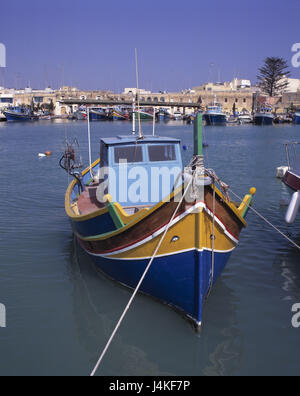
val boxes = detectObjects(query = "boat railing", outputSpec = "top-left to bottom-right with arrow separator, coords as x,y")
284,142 -> 300,170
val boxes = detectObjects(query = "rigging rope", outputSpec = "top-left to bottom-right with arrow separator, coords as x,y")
90,165 -> 300,377
229,188 -> 300,251
206,181 -> 216,300
90,177 -> 193,377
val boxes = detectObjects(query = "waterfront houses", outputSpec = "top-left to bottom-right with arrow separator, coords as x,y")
1,76 -> 300,118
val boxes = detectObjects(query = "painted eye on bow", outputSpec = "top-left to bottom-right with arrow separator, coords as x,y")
171,236 -> 180,243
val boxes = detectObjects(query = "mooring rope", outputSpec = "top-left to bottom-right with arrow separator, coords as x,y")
90,178 -> 193,377
206,181 -> 216,300
229,188 -> 300,251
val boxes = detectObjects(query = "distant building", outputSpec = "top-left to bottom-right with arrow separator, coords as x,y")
282,78 -> 300,93
123,88 -> 151,95
231,78 -> 251,90
193,78 -> 252,93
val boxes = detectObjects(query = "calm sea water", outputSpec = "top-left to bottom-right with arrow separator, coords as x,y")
0,119 -> 299,376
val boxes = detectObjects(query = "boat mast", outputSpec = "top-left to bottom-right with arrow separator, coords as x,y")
135,48 -> 142,138
87,106 -> 93,178
193,113 -> 203,159
132,94 -> 136,135
152,106 -> 155,136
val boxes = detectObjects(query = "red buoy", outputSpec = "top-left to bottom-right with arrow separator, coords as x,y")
45,151 -> 52,156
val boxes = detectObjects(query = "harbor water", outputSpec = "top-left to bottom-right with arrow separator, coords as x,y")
0,120 -> 300,376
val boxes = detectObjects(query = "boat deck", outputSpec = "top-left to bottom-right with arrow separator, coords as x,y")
75,184 -> 148,216
77,185 -> 105,215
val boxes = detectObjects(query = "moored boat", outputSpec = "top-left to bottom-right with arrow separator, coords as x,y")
254,105 -> 274,125
281,142 -> 300,224
89,107 -> 111,121
203,97 -> 226,126
238,110 -> 252,124
133,109 -> 153,120
3,107 -> 39,122
60,114 -> 256,329
293,112 -> 300,125
112,107 -> 130,120
172,110 -> 183,120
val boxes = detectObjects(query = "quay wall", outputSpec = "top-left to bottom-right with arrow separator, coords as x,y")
3,87 -> 299,115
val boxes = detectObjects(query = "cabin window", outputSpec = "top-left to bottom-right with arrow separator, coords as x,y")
100,143 -> 108,167
148,145 -> 176,162
114,145 -> 143,164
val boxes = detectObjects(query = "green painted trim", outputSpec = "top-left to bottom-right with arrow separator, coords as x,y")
193,113 -> 203,156
241,195 -> 253,218
106,201 -> 125,229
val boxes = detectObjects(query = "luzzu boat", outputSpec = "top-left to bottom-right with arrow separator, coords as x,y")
62,115 -> 255,329
132,109 -> 153,120
112,107 -> 129,120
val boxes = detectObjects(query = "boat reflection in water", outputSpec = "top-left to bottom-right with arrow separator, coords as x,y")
69,235 -> 244,376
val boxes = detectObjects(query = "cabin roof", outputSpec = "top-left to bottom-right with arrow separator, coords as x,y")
100,135 -> 181,146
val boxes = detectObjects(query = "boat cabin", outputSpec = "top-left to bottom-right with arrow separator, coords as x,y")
98,135 -> 183,208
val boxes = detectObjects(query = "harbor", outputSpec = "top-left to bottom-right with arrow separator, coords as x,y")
1,0 -> 300,380
0,119 -> 300,375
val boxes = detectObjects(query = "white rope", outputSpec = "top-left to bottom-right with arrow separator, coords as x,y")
206,182 -> 216,300
90,178 -> 193,377
229,188 -> 300,251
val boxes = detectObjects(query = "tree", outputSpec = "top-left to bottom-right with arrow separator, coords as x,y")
257,57 -> 290,97
232,102 -> 236,116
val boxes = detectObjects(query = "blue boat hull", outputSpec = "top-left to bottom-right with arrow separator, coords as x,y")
89,112 -> 108,121
203,113 -> 227,126
254,115 -> 273,125
4,111 -> 37,122
79,244 -> 231,327
294,114 -> 300,124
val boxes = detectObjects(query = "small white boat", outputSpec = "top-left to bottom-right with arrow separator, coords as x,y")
238,111 -> 252,124
173,111 -> 183,120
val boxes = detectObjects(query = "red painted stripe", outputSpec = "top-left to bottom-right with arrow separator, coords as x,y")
79,201 -> 240,255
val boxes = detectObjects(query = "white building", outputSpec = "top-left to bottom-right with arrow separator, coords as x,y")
283,78 -> 300,93
123,88 -> 152,95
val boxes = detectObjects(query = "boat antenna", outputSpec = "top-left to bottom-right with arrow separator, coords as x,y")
87,106 -> 93,179
135,48 -> 143,138
132,94 -> 136,135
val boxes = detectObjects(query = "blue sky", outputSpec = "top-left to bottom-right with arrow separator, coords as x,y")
0,0 -> 299,91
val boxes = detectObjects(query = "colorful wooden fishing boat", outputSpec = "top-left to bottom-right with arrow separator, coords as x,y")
132,110 -> 153,120
61,115 -> 255,329
112,108 -> 129,120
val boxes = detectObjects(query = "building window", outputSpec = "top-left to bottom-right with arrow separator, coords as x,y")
147,97 -> 152,102
243,98 -> 246,103
160,97 -> 165,102
235,98 -> 238,103
224,98 -> 228,103
34,97 -> 44,103
0,98 -> 13,103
